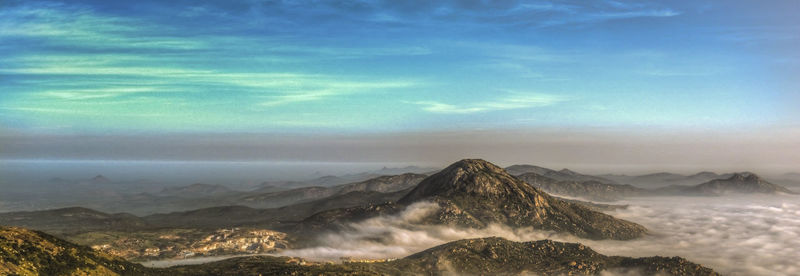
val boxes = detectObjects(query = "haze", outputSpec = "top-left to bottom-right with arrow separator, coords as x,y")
1,0 -> 799,175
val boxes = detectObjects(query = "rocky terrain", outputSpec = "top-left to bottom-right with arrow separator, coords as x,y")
70,228 -> 289,261
0,226 -> 149,275
0,225 -> 720,275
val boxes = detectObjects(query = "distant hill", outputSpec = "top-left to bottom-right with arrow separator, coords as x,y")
142,188 -> 412,230
239,173 -> 426,209
600,171 -> 733,188
505,164 -> 615,183
158,183 -> 235,198
0,226 -> 149,275
680,172 -> 795,195
0,182 -> 418,237
516,172 -> 647,201
0,207 -> 147,235
523,171 -> 795,199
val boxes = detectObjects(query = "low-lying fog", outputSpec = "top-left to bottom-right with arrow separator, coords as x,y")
281,195 -> 800,276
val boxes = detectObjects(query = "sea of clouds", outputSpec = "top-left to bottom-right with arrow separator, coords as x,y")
282,195 -> 800,276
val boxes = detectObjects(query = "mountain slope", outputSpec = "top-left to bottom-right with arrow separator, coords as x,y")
395,159 -> 646,240
0,226 -> 149,275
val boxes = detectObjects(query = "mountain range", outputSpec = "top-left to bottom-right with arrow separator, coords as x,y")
3,158 -> 794,275
518,170 -> 795,201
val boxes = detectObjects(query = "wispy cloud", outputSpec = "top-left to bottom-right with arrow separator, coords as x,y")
411,92 -> 566,114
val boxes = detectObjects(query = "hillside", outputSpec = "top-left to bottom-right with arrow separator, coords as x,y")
0,226 -> 149,275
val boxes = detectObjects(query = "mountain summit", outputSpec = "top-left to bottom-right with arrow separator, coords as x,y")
398,159 -> 647,240
399,159 -> 525,201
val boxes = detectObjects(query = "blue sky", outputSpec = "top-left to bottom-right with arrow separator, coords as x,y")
1,0 -> 798,135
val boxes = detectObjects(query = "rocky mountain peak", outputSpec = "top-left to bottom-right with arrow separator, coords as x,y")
397,159 -> 529,204
446,158 -> 506,173
395,159 -> 647,240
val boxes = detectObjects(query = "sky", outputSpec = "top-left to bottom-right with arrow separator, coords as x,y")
1,0 -> 799,172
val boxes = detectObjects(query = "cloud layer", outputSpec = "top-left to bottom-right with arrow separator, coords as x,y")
281,195 -> 800,276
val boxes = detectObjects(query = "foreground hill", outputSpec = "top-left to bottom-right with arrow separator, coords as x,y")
0,226 -> 149,275
1,226 -> 718,275
306,159 -> 646,240
389,237 -> 719,276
